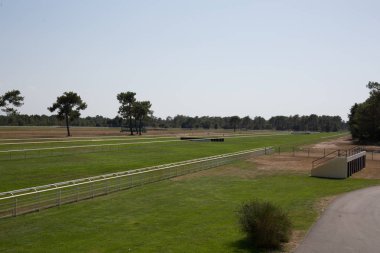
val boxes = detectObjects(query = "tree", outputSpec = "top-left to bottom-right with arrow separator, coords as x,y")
348,82 -> 380,142
241,116 -> 252,130
0,90 -> 24,115
48,92 -> 87,136
133,101 -> 152,135
117,92 -> 136,135
253,116 -> 266,130
230,116 -> 241,132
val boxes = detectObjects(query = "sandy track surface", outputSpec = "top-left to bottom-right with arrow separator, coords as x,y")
295,186 -> 380,253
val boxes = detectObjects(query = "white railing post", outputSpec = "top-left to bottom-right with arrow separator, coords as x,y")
13,198 -> 17,217
59,189 -> 62,207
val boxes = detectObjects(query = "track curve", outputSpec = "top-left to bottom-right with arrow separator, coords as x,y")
296,186 -> 380,253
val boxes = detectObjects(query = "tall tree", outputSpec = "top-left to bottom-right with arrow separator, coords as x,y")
0,90 -> 24,115
133,101 -> 152,135
230,116 -> 241,132
117,91 -> 136,135
253,116 -> 266,130
48,92 -> 87,136
348,82 -> 380,142
241,116 -> 252,129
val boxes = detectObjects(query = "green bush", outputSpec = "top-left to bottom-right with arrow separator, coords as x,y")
237,200 -> 292,249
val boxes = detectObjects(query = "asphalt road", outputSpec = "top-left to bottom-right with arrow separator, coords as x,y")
295,186 -> 380,253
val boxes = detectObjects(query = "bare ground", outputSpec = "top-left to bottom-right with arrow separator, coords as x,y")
309,136 -> 354,150
173,154 -> 314,182
0,127 -> 278,139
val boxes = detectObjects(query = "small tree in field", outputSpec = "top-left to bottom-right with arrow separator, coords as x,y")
0,90 -> 24,115
48,92 -> 87,136
237,200 -> 292,249
117,91 -> 136,135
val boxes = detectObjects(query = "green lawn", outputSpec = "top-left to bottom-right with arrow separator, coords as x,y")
0,160 -> 378,253
0,132 -> 345,192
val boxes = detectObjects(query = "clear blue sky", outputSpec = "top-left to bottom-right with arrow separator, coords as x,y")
1,0 -> 379,120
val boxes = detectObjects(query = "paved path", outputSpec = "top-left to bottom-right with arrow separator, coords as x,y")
296,186 -> 380,253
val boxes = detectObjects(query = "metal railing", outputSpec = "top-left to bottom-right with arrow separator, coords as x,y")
0,147 -> 273,218
311,150 -> 339,169
311,147 -> 364,169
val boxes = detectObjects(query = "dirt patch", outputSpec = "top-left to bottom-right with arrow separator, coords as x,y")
250,155 -> 314,173
314,196 -> 337,217
352,160 -> 380,179
309,136 -> 354,150
283,230 -> 307,253
172,154 -> 315,182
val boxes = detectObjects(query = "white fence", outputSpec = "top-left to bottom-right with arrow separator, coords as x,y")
0,147 -> 272,218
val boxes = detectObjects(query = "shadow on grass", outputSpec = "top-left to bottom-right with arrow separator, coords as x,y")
230,238 -> 283,253
229,238 -> 260,253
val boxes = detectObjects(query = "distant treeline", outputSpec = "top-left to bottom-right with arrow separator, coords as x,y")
0,114 -> 122,128
0,114 -> 346,132
155,115 -> 345,132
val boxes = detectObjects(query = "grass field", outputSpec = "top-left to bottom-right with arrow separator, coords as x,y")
1,129 -> 374,253
0,132 -> 344,192
0,160 -> 378,253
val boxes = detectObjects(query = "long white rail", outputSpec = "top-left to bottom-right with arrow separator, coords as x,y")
0,147 -> 272,218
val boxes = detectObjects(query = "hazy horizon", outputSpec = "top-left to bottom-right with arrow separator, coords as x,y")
1,0 -> 379,120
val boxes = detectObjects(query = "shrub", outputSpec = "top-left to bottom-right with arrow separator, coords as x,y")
237,200 -> 292,249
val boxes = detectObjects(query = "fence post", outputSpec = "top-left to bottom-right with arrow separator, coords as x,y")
59,189 -> 62,207
76,185 -> 79,202
13,198 -> 17,217
38,192 -> 41,212
91,182 -> 94,198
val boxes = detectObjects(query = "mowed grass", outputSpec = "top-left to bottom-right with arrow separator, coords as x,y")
0,136 -> 179,150
0,132 -> 345,192
0,160 -> 378,253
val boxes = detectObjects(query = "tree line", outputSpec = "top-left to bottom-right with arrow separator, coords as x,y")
151,114 -> 346,132
348,82 -> 380,143
0,89 -> 346,136
0,112 -> 346,133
